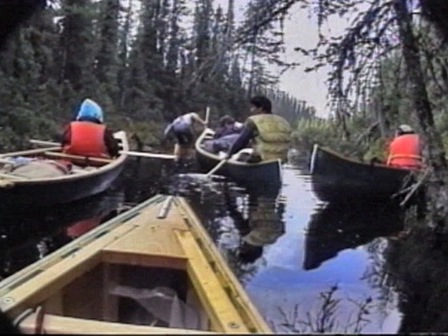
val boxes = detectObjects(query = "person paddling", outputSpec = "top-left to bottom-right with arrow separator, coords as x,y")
223,96 -> 292,163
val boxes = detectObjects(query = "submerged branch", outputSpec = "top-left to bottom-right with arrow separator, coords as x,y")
400,168 -> 432,207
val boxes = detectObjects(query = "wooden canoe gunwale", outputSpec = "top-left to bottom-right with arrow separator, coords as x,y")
0,131 -> 129,207
0,195 -> 165,295
0,132 -> 128,185
0,194 -> 271,334
195,128 -> 280,167
175,197 -> 271,333
195,128 -> 283,189
309,143 -> 416,203
311,144 -> 413,171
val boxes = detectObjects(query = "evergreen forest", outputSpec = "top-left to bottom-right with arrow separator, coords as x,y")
0,0 -> 315,150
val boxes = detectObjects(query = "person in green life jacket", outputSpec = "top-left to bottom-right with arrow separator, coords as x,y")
238,194 -> 286,263
223,95 -> 292,163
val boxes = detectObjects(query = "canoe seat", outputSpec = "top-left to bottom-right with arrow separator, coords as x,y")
18,312 -> 215,334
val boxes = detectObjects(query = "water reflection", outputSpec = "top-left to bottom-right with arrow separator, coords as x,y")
384,227 -> 448,333
304,202 -> 404,271
173,166 -> 407,333
0,189 -> 125,279
119,156 -> 175,203
224,189 -> 285,265
175,175 -> 285,286
0,158 -> 414,333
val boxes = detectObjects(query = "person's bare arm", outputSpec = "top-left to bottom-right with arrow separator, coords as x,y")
61,124 -> 71,147
191,112 -> 207,126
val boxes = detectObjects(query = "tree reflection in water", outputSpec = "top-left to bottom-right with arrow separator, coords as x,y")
0,158 -> 425,333
383,222 -> 448,333
273,201 -> 406,334
304,202 -> 404,271
176,168 -> 411,333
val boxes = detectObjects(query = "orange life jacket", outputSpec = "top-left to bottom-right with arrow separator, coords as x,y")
63,121 -> 108,157
66,217 -> 101,239
387,134 -> 422,170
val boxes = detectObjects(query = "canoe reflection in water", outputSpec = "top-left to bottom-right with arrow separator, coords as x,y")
222,186 -> 286,264
0,189 -> 125,279
303,202 -> 405,271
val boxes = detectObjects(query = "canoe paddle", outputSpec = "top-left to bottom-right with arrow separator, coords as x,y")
202,107 -> 227,178
29,139 -> 176,160
205,106 -> 210,126
123,151 -> 175,160
205,159 -> 227,178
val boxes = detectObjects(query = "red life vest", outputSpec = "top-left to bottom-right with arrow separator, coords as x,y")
63,121 -> 108,157
387,134 -> 422,170
66,217 -> 101,239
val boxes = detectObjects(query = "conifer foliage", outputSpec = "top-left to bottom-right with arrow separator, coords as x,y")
0,0 -> 313,149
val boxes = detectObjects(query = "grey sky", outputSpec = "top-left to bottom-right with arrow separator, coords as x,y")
215,0 -> 352,117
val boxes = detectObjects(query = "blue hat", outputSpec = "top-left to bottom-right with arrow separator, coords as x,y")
76,99 -> 104,123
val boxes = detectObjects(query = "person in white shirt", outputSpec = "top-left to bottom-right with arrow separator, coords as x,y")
164,112 -> 207,161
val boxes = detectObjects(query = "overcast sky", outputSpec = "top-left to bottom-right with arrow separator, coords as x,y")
215,0 -> 351,117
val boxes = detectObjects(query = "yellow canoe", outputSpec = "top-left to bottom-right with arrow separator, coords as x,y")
0,194 -> 271,334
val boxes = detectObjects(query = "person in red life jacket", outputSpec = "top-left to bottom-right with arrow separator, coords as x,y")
61,99 -> 119,158
386,124 -> 423,170
66,216 -> 102,239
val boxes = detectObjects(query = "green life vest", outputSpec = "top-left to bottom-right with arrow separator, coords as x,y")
243,196 -> 285,246
248,114 -> 292,162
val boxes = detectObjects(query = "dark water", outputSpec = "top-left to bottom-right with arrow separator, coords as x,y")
0,157 -> 415,333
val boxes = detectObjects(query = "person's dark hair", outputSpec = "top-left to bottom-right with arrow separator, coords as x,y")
238,242 -> 263,263
250,96 -> 272,113
76,115 -> 102,124
219,115 -> 235,127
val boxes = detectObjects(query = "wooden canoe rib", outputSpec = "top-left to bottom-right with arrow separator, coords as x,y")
309,144 -> 416,203
0,194 -> 271,334
195,128 -> 283,191
0,131 -> 129,208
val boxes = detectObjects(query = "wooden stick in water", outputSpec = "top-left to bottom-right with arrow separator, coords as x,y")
30,139 -> 176,160
122,151 -> 176,160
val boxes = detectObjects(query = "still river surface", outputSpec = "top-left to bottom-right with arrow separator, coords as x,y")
0,156 -> 409,333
